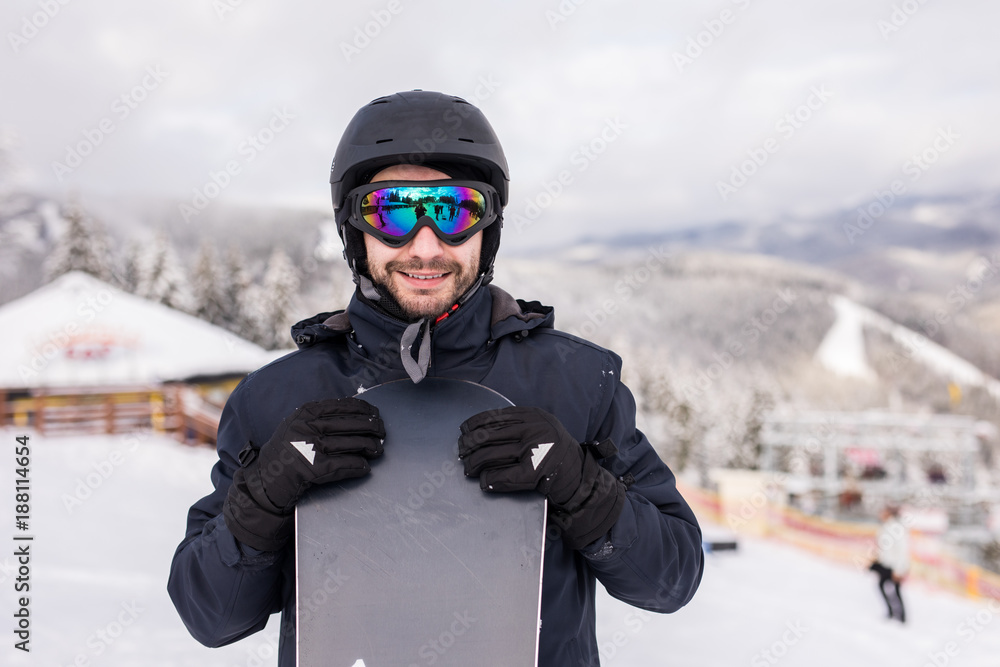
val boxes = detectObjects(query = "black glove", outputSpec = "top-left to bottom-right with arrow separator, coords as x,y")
223,397 -> 385,551
458,406 -> 625,550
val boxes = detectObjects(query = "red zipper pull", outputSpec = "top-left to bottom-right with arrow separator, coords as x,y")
435,303 -> 460,324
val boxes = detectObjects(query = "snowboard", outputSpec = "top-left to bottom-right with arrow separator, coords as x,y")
295,378 -> 546,667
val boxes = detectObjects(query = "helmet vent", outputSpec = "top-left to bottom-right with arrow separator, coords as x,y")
375,138 -> 394,144
458,138 -> 475,143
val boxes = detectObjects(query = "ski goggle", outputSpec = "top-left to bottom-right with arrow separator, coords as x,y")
344,180 -> 499,247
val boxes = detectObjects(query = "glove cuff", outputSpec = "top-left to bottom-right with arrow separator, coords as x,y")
549,455 -> 626,550
223,468 -> 295,552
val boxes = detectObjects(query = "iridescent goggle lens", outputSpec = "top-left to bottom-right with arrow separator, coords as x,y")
348,180 -> 497,246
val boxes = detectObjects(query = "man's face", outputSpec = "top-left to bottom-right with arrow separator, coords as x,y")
363,164 -> 483,320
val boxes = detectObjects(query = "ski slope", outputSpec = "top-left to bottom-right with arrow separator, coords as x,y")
814,295 -> 877,381
815,294 -> 1000,401
2,429 -> 998,666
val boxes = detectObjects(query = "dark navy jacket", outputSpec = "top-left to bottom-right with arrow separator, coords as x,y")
168,284 -> 704,666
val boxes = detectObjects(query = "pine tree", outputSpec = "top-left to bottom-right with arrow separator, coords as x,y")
726,388 -> 775,470
219,244 -> 253,335
247,248 -> 301,349
134,231 -> 194,312
113,240 -> 143,293
44,201 -> 112,282
636,361 -> 706,478
190,239 -> 228,326
242,282 -> 267,347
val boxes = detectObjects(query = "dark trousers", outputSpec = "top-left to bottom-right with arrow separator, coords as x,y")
869,561 -> 906,622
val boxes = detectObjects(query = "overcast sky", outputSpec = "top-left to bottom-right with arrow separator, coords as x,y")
2,0 -> 998,250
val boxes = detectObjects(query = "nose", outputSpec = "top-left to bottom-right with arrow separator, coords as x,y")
405,224 -> 445,260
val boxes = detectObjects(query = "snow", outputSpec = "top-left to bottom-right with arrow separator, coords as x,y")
0,271 -> 284,388
3,427 -> 1000,666
815,294 -> 1000,401
1,429 -> 283,666
612,540 -> 1000,667
814,295 -> 876,380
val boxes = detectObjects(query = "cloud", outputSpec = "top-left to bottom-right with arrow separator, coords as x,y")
2,0 -> 998,248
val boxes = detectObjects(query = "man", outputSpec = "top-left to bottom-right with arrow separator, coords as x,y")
869,505 -> 909,623
168,90 -> 704,665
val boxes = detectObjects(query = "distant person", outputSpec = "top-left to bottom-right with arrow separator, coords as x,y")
839,478 -> 862,512
167,90 -> 704,665
869,505 -> 910,623
927,463 -> 947,484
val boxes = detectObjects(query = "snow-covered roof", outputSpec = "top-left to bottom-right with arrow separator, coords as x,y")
0,271 -> 286,389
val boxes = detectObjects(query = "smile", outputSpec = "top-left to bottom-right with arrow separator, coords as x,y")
402,272 -> 447,280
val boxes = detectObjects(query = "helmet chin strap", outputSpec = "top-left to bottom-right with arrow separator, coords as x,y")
358,273 -> 382,302
400,319 -> 433,384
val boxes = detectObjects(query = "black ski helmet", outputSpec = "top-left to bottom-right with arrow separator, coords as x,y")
330,90 -> 509,281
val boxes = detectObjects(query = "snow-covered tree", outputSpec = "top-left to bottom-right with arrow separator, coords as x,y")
134,231 -> 194,312
245,248 -> 301,349
44,201 -> 112,282
111,239 -> 142,293
632,346 -> 780,483
190,239 -> 228,327
218,243 -> 253,334
634,355 -> 708,480
723,388 -> 775,470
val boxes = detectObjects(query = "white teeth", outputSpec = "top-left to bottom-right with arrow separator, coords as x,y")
404,273 -> 445,280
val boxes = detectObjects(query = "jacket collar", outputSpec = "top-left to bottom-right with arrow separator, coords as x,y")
289,285 -> 553,374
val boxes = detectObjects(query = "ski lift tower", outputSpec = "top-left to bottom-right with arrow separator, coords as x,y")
760,410 -> 982,520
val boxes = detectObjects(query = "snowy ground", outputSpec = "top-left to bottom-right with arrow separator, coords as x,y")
2,428 -> 999,666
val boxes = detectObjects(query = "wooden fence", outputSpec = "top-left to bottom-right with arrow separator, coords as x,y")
0,384 -> 222,445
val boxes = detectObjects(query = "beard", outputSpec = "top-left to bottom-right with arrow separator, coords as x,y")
368,256 -> 480,321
